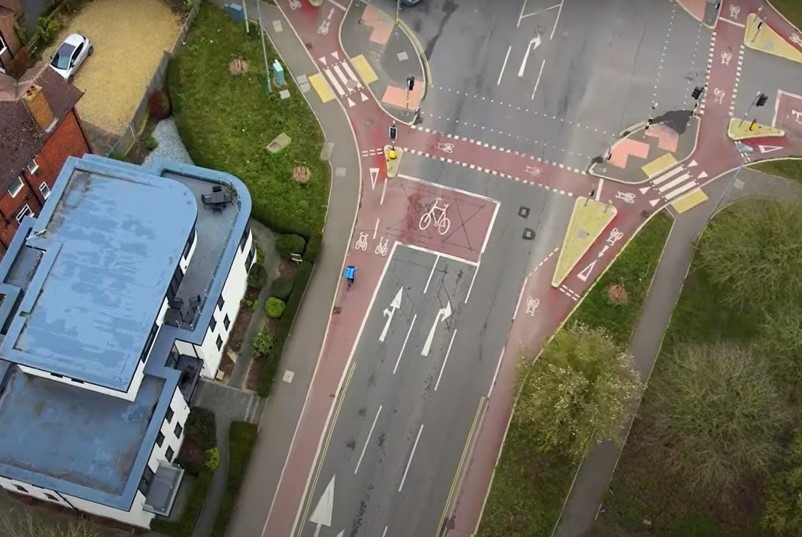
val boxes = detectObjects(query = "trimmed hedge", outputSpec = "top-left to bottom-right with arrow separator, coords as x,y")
276,233 -> 307,259
151,469 -> 214,537
265,297 -> 286,319
270,275 -> 295,300
210,422 -> 259,537
257,262 -> 314,396
185,408 -> 217,451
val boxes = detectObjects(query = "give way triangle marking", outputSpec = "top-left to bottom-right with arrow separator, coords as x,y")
319,56 -> 327,66
369,168 -> 379,190
687,159 -> 698,168
758,144 -> 784,154
577,260 -> 596,282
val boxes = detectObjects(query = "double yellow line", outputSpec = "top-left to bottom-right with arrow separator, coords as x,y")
434,396 -> 487,537
295,360 -> 358,537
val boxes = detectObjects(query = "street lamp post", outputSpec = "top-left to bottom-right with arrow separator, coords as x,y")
396,0 -> 401,24
256,0 -> 271,94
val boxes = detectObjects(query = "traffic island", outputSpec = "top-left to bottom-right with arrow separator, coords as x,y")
552,198 -> 617,288
744,14 -> 802,64
384,145 -> 403,178
727,118 -> 785,140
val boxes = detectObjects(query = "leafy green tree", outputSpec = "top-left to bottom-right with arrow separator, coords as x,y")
516,323 -> 640,458
645,342 -> 789,497
252,330 -> 275,357
696,200 -> 802,312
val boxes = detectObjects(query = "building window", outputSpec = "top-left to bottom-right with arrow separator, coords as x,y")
166,407 -> 174,423
239,224 -> 251,251
141,323 -> 159,363
167,265 -> 184,304
138,466 -> 155,496
183,227 -> 196,259
166,447 -> 175,461
45,493 -> 59,502
16,204 -> 33,223
8,177 -> 24,198
216,335 -> 223,350
39,182 -> 51,199
27,158 -> 40,175
209,315 -> 217,332
174,423 -> 183,438
0,34 -> 7,56
14,484 -> 26,493
245,249 -> 254,269
217,295 -> 225,310
156,432 -> 165,447
223,315 -> 230,330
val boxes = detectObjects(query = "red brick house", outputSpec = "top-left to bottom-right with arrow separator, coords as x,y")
0,63 -> 92,254
0,0 -> 24,75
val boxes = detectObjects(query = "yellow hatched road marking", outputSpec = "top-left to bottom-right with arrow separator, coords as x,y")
641,153 -> 677,179
672,187 -> 708,214
309,73 -> 335,103
351,54 -> 378,85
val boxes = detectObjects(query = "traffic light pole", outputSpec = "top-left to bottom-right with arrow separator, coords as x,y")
739,91 -> 767,127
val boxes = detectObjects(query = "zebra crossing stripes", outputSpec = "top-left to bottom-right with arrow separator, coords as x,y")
320,56 -> 368,108
647,161 -> 707,206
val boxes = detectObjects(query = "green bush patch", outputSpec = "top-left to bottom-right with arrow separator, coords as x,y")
210,422 -> 259,537
276,233 -> 307,259
270,274 -> 295,300
265,297 -> 286,319
169,3 -> 330,239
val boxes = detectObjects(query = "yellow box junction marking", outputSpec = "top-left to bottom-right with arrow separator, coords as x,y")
744,14 -> 802,64
641,153 -> 678,179
727,118 -> 785,140
672,188 -> 709,214
351,54 -> 378,85
309,73 -> 335,103
552,198 -> 617,287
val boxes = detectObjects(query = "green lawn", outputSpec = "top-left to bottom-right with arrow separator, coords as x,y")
751,159 -> 802,186
169,3 -> 330,240
476,213 -> 673,537
769,0 -> 802,29
593,204 -> 773,537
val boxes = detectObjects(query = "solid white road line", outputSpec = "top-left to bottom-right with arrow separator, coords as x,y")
381,527 -> 388,537
435,329 -> 458,392
327,0 -> 347,10
512,275 -> 529,321
550,0 -> 564,40
380,177 -> 388,205
651,165 -> 685,185
464,265 -> 480,304
423,255 -> 439,294
487,346 -> 505,398
481,201 -> 500,255
498,46 -> 512,86
324,68 -> 345,96
595,177 -> 603,201
720,17 -> 745,28
517,0 -> 528,28
531,59 -> 546,100
405,244 -> 479,267
521,2 -> 560,21
399,424 -> 424,492
373,218 -> 380,239
658,172 -> 691,193
664,181 -> 698,201
393,315 -> 417,375
354,405 -> 382,474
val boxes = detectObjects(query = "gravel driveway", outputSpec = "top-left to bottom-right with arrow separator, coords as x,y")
42,0 -> 181,136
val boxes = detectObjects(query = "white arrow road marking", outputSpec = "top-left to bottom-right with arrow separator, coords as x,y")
379,288 -> 403,343
697,171 -> 708,179
759,144 -> 784,153
577,260 -> 596,282
327,7 -> 334,19
518,35 -> 542,77
369,167 -> 379,190
336,532 -> 345,537
421,301 -> 453,356
688,159 -> 698,167
598,245 -> 610,257
649,198 -> 661,207
310,476 -> 335,537
639,186 -> 650,194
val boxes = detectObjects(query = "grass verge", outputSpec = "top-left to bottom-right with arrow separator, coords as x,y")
751,159 -> 802,185
211,422 -> 259,537
769,0 -> 802,29
476,212 -> 673,537
169,2 -> 330,240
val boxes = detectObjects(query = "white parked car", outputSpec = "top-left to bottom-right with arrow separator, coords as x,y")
50,33 -> 93,82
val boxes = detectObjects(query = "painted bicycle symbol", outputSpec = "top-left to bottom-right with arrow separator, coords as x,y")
436,142 -> 454,154
317,19 -> 330,35
289,0 -> 301,9
729,4 -> 741,19
791,33 -> 802,47
606,227 -> 624,246
524,165 -> 542,177
374,237 -> 389,257
354,232 -> 368,251
525,297 -> 540,316
419,197 -> 451,235
615,191 -> 636,204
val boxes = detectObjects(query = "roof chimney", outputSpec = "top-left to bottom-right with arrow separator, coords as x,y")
21,84 -> 56,132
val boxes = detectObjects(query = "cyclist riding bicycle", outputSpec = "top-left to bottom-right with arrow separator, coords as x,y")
344,265 -> 358,288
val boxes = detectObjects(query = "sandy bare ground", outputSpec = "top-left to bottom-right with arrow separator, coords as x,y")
42,0 -> 181,134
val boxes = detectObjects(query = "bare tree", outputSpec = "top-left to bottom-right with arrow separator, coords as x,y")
0,509 -> 101,537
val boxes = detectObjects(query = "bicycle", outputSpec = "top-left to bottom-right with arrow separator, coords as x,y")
419,197 -> 451,235
344,265 -> 358,289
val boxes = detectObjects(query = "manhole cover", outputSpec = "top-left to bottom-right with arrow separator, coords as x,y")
518,206 -> 530,219
523,228 -> 536,240
333,306 -> 342,315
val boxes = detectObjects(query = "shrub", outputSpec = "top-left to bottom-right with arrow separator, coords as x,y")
240,297 -> 258,311
258,262 -> 313,396
304,231 -> 322,262
148,90 -> 172,120
276,234 -> 306,259
270,275 -> 295,300
185,407 -> 217,451
247,263 -> 266,289
143,135 -> 159,151
252,330 -> 275,357
109,152 -> 130,162
265,297 -> 286,319
204,447 -> 220,471
37,16 -> 61,46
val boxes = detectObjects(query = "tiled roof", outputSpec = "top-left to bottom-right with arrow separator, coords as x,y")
0,63 -> 83,191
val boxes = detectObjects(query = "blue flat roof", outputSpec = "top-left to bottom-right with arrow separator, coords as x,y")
0,368 -> 169,502
0,159 -> 197,391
